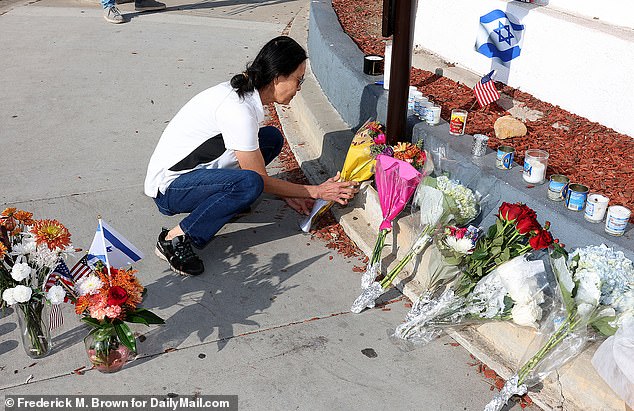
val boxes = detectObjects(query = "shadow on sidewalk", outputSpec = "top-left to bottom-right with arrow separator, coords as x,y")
128,197 -> 327,367
125,0 -> 296,21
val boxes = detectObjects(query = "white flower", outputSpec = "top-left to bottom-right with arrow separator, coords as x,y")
10,262 -> 32,282
30,246 -> 61,269
445,236 -> 475,255
12,285 -> 33,303
496,256 -> 545,305
2,288 -> 17,305
574,268 -> 602,308
75,274 -> 103,296
46,285 -> 66,304
10,239 -> 37,256
512,301 -> 542,328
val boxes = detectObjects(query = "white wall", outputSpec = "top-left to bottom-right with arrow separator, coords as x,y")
413,0 -> 634,137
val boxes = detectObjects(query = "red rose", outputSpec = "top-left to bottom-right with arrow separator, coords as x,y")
498,202 -> 523,222
515,216 -> 541,235
107,286 -> 128,306
517,204 -> 537,221
529,229 -> 554,250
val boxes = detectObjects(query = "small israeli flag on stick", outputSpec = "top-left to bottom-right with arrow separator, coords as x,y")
87,217 -> 144,270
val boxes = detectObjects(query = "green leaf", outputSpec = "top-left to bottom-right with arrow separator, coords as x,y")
81,317 -> 102,328
496,219 -> 504,234
487,224 -> 498,239
471,249 -> 488,261
126,308 -> 165,325
114,321 -> 137,353
501,247 -> 511,262
491,246 -> 502,257
591,315 -> 618,337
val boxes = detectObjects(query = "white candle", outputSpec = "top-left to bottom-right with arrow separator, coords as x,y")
584,194 -> 609,223
523,158 -> 546,184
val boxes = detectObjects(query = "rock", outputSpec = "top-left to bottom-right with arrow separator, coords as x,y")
494,116 -> 527,139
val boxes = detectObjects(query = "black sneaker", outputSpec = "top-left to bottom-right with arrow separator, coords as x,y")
155,228 -> 204,276
135,0 -> 166,12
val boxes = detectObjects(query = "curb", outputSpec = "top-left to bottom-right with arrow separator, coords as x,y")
279,2 -> 628,411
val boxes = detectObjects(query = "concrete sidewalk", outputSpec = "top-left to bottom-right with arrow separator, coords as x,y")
0,1 -> 527,410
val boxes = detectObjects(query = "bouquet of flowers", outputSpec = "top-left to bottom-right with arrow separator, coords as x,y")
381,175 -> 481,302
393,254 -> 553,348
456,202 -> 555,296
73,263 -> 164,373
351,154 -> 423,313
301,120 -> 388,232
485,244 -> 634,411
0,208 -> 73,358
391,202 -> 556,347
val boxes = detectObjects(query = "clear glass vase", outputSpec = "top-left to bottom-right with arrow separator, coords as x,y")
16,300 -> 52,358
84,327 -> 134,373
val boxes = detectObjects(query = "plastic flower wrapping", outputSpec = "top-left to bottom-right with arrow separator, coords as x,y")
484,244 -> 634,411
390,201 -> 556,348
391,254 -> 555,350
300,120 -> 386,233
350,154 -> 422,313
0,208 -> 74,309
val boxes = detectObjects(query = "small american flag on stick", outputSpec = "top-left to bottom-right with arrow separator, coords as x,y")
45,255 -> 92,331
474,70 -> 500,107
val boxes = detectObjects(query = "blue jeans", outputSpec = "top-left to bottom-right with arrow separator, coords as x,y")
101,0 -> 143,8
154,126 -> 284,248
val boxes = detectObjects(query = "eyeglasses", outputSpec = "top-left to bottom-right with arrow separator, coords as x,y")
295,75 -> 305,87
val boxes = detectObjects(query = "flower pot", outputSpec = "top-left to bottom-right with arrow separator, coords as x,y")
84,327 -> 135,373
16,300 -> 52,358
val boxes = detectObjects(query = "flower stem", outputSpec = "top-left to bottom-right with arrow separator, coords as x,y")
380,227 -> 432,288
517,312 -> 582,385
370,229 -> 389,267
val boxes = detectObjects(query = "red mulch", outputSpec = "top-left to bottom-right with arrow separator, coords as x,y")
265,104 -> 365,261
332,0 -> 634,221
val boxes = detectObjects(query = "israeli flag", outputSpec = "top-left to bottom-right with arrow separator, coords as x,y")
87,219 -> 144,269
475,9 -> 525,64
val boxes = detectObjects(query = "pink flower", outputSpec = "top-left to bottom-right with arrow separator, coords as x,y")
90,306 -> 107,320
104,305 -> 122,319
374,133 -> 386,145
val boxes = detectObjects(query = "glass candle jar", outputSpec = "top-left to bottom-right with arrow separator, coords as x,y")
522,149 -> 549,184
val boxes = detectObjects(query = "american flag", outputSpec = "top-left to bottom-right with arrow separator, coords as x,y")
45,256 -> 92,331
45,255 -> 92,292
474,70 -> 500,107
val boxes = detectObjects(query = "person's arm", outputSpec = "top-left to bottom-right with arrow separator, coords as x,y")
234,149 -> 358,204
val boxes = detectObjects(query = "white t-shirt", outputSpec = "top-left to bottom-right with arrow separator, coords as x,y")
144,82 -> 264,197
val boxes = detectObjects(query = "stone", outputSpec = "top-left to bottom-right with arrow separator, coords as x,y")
494,115 -> 528,139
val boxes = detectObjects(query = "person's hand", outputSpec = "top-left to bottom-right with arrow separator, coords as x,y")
315,172 -> 360,205
284,197 -> 314,215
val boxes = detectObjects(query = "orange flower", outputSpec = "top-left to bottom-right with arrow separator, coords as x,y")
30,219 -> 71,250
1,207 -> 17,231
75,295 -> 90,315
13,210 -> 34,225
1,208 -> 16,218
0,242 -> 6,259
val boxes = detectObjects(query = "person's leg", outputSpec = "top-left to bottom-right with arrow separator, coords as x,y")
258,126 -> 284,166
155,168 -> 264,248
102,0 -> 124,23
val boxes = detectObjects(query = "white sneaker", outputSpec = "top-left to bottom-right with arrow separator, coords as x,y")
104,6 -> 125,24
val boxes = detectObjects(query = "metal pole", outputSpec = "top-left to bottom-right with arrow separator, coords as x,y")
386,0 -> 417,144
